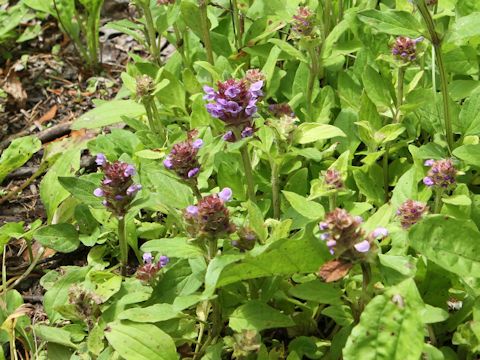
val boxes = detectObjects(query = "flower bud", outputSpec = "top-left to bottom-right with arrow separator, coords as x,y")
136,253 -> 169,283
232,227 -> 257,252
292,7 -> 316,37
392,36 -> 423,62
164,132 -> 203,180
136,75 -> 155,98
323,169 -> 344,190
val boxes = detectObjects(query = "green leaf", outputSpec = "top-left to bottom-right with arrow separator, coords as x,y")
283,191 -> 325,220
140,238 -> 204,258
453,144 -> 480,168
105,322 -> 177,360
72,100 -> 145,129
343,279 -> 424,360
34,224 -> 80,253
357,9 -> 423,37
409,216 -> 480,278
0,222 -> 25,254
118,304 -> 182,323
446,12 -> 480,45
268,39 -> 307,63
289,280 -> 342,304
58,176 -> 102,206
362,66 -> 392,109
458,89 -> 480,136
294,123 -> 346,144
0,136 -> 41,183
33,325 -> 78,349
229,301 -> 295,332
245,201 -> 268,243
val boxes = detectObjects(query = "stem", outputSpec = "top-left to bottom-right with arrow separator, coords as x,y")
338,0 -> 344,24
231,0 -> 243,50
329,193 -> 337,212
7,247 -> 45,292
190,183 -> 203,201
118,216 -> 128,276
198,0 -> 214,65
323,0 -> 332,37
173,24 -> 189,68
207,238 -> 218,262
141,1 -> 162,65
306,46 -> 320,119
240,146 -> 256,203
428,325 -> 437,346
358,262 -> 372,315
271,160 -> 280,219
0,162 -> 48,206
394,67 -> 405,123
433,188 -> 444,214
416,0 -> 453,151
383,146 -> 390,202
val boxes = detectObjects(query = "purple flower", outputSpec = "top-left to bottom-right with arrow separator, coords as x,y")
424,159 -> 434,166
126,184 -> 142,196
326,240 -> 336,247
218,187 -> 233,202
319,222 -> 328,230
397,199 -> 428,229
93,188 -> 104,197
354,240 -> 370,253
143,252 -> 153,264
292,7 -> 316,37
392,36 -> 422,62
249,81 -> 264,98
203,86 -> 216,101
124,165 -> 136,177
163,157 -> 173,169
192,139 -> 204,149
320,233 -> 330,241
114,195 -> 124,201
223,131 -> 235,142
96,153 -> 107,166
186,205 -> 199,216
241,127 -> 254,138
225,85 -> 241,98
372,227 -> 388,239
188,167 -> 200,178
159,255 -> 169,267
423,176 -> 434,187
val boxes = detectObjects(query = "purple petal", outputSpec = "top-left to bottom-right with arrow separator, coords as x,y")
193,139 -> 204,149
93,188 -> 104,197
186,205 -> 199,216
354,240 -> 371,253
188,167 -> 200,178
159,255 -> 169,267
124,164 -> 136,177
424,159 -> 434,166
241,127 -> 254,138
95,153 -> 107,166
250,80 -> 264,92
372,227 -> 388,238
143,252 -> 153,264
423,176 -> 434,187
326,240 -> 336,248
163,157 -> 173,169
126,184 -> 142,196
115,195 -> 124,201
223,131 -> 235,142
320,233 -> 330,241
218,187 -> 233,202
319,222 -> 328,230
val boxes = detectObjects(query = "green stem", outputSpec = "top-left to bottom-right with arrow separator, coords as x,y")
240,145 -> 256,203
118,216 -> 128,276
338,0 -> 343,24
198,0 -> 214,65
416,0 -> 453,151
173,24 -> 189,68
433,188 -> 444,214
394,66 -> 405,123
141,1 -> 162,65
323,0 -> 332,37
358,262 -> 371,316
306,46 -> 320,119
271,160 -> 280,219
329,193 -> 337,212
231,0 -> 243,50
383,146 -> 390,202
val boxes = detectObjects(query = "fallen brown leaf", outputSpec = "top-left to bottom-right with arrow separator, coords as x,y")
317,259 -> 353,283
3,73 -> 27,108
36,105 -> 58,125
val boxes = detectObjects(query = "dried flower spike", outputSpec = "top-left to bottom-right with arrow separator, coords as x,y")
423,159 -> 457,189
397,199 -> 428,229
164,132 -> 203,180
93,154 -> 141,216
324,169 -> 344,190
392,36 -> 423,62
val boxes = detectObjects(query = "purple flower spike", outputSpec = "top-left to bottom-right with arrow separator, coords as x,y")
124,164 -> 136,177
186,205 -> 199,216
423,176 -> 434,187
93,188 -> 104,197
372,227 -> 388,239
163,157 -> 173,169
96,153 -> 107,166
354,240 -> 371,253
188,167 -> 200,178
143,252 -> 153,264
218,187 -> 233,202
193,139 -> 204,149
424,159 -> 435,166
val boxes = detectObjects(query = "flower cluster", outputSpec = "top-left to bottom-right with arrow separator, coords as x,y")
164,133 -> 203,180
323,169 -> 344,190
203,76 -> 263,140
267,103 -> 297,141
391,36 -> 423,62
396,199 -> 428,229
423,159 -> 457,189
319,208 -> 388,257
184,188 -> 235,238
268,103 -> 295,118
232,227 -> 257,252
93,154 -> 142,216
136,252 -> 169,283
292,7 -> 316,37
